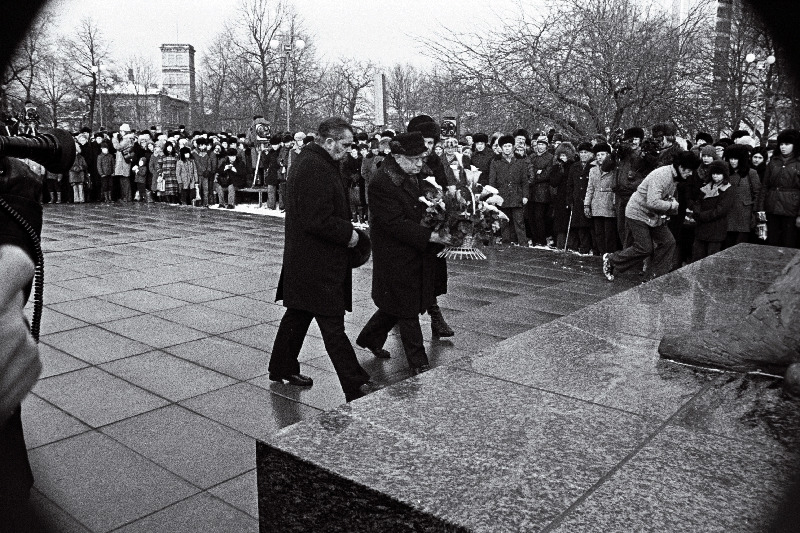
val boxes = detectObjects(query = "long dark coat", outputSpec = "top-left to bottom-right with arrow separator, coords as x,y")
275,142 -> 355,316
549,158 -> 575,232
369,156 -> 436,318
565,160 -> 592,228
419,158 -> 448,297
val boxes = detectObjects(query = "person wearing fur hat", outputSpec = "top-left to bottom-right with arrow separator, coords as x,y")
695,132 -> 714,147
264,134 -> 283,210
406,114 -> 454,337
584,142 -> 619,255
612,138 -> 647,246
356,131 -> 452,376
490,134 -> 529,245
549,142 -> 577,249
758,129 -> 800,248
565,142 -> 595,254
215,147 -> 245,208
176,147 -> 198,206
527,135 -> 555,246
723,144 -> 761,247
688,160 -> 734,261
623,127 -> 645,147
470,133 -> 494,184
750,147 -> 768,181
512,128 -> 531,158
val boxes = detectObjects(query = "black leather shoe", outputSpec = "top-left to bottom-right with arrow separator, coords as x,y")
269,373 -> 313,387
369,347 -> 391,359
345,381 -> 383,402
411,364 -> 431,376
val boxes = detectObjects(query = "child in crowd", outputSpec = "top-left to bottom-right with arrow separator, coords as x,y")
69,141 -> 88,203
133,156 -> 148,203
689,160 -> 733,261
96,142 -> 115,203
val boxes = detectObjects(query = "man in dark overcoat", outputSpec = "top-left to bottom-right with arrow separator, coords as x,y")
270,117 -> 375,402
356,132 -> 451,375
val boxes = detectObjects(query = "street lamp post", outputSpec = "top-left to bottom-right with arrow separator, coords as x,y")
91,63 -> 106,130
745,53 -> 776,140
269,36 -> 305,132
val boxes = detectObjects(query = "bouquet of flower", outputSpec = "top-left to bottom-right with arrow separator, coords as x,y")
419,169 -> 508,259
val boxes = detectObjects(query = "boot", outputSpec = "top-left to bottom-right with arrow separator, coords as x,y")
55,192 -> 62,204
428,304 -> 454,337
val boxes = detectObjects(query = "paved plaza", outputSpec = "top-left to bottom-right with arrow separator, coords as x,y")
22,202 -> 637,532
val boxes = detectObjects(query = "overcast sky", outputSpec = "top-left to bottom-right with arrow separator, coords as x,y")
49,0 -> 526,70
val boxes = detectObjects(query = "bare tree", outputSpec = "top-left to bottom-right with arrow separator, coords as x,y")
385,64 -> 425,129
421,0 -> 715,137
62,17 -> 110,129
36,55 -> 71,127
123,54 -> 159,126
6,10 -> 54,103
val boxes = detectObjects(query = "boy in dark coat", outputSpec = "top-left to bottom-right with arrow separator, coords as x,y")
689,160 -> 734,261
356,132 -> 451,375
565,142 -> 594,254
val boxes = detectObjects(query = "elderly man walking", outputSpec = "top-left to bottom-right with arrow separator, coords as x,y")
356,132 -> 452,375
269,118 -> 377,403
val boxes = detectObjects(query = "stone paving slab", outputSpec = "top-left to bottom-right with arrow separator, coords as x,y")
27,202 -> 635,532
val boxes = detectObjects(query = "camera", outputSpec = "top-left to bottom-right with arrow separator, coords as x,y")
249,116 -> 271,149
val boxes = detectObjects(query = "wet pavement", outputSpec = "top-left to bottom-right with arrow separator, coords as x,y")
23,201 -> 638,532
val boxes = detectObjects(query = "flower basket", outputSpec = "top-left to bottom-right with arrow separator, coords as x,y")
419,173 -> 508,261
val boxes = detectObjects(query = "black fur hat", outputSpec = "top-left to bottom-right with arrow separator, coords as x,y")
512,128 -> 530,144
592,142 -> 612,154
730,129 -> 750,141
282,133 -> 293,143
577,141 -> 594,152
179,147 -> 192,157
411,121 -> 440,143
723,143 -> 751,167
355,131 -> 369,142
708,160 -> 729,181
497,134 -> 515,147
472,132 -> 489,144
623,127 -> 645,141
652,123 -> 677,137
407,114 -> 436,132
389,131 -> 427,156
776,129 -> 798,146
695,132 -> 714,145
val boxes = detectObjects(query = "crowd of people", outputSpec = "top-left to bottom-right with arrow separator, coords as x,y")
25,116 -> 800,265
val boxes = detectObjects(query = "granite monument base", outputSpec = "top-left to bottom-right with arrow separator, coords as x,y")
257,244 -> 800,532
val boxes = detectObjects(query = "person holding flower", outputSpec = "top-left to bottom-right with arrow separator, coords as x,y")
489,134 -> 528,245
356,131 -> 452,376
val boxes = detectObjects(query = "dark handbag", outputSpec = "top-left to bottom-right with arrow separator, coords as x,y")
349,228 -> 371,268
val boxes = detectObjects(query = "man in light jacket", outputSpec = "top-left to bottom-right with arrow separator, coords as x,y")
602,150 -> 701,281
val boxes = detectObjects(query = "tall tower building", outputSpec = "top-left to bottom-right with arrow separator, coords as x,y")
160,44 -> 195,125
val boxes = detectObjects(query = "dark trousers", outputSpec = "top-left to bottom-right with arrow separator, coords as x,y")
530,201 -> 551,245
616,195 -> 631,245
767,215 -> 799,248
269,308 -> 370,396
592,216 -> 618,255
692,239 -> 722,262
0,407 -> 33,514
610,218 -> 675,278
501,206 -> 526,244
356,309 -> 429,369
568,226 -> 592,254
136,182 -> 147,200
724,231 -> 750,249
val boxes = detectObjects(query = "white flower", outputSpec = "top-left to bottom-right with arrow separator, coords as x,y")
482,185 -> 499,195
496,210 -> 509,221
486,195 -> 504,206
424,176 -> 442,190
419,196 -> 434,207
481,203 -> 500,213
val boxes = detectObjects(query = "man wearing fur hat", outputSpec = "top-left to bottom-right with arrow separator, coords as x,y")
490,135 -> 529,245
613,128 -> 646,245
407,114 -> 455,337
356,132 -> 452,375
527,135 -> 555,247
470,133 -> 494,184
759,128 -> 800,248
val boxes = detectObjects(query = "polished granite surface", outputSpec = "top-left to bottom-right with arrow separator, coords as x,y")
259,244 -> 800,532
29,202 -> 644,532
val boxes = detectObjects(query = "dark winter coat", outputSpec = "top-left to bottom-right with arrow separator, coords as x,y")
369,155 -> 436,318
527,150 -> 554,203
565,160 -> 592,228
549,158 -> 575,232
691,182 -> 734,242
68,153 -> 88,184
193,151 -> 216,182
727,167 -> 761,232
275,142 -> 354,316
488,154 -> 528,208
612,151 -> 645,200
265,148 -> 282,186
417,162 -> 448,297
759,153 -> 800,217
470,148 -> 494,184
442,153 -> 468,187
96,152 -> 114,177
424,152 -> 451,190
215,158 -> 247,188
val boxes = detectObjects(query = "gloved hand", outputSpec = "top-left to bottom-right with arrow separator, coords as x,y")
584,206 -> 592,218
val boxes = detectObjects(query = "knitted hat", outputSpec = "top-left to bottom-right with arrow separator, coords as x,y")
389,131 -> 427,157
700,145 -> 717,158
536,135 -> 549,145
497,134 -> 515,147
